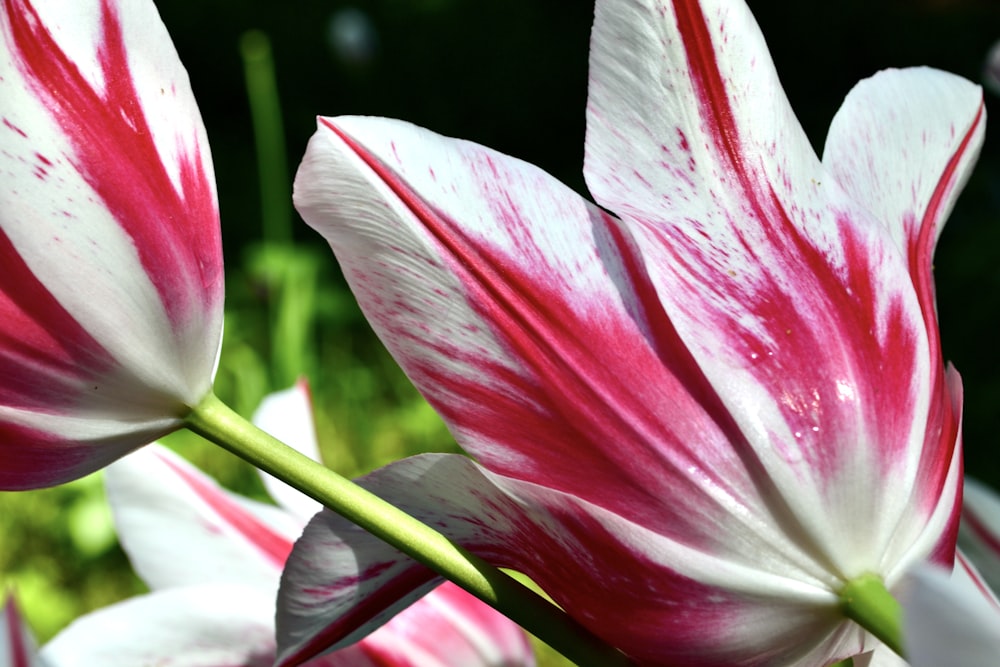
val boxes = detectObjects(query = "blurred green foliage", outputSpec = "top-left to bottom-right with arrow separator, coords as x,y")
2,1 -> 999,666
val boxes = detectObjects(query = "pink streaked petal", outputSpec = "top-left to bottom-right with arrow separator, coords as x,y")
880,366 -> 963,582
823,68 -> 984,311
900,554 -> 1000,667
959,478 -> 1000,591
0,227 -> 188,488
823,70 -> 981,562
104,444 -> 300,592
921,367 -> 964,568
0,0 -> 222,389
0,0 -> 224,488
294,116 -> 827,561
1,593 -> 45,667
583,0 -> 963,578
277,453 -> 871,667
39,585 -> 276,667
0,0 -> 223,346
0,413 -> 180,490
356,583 -> 534,667
253,379 -> 324,523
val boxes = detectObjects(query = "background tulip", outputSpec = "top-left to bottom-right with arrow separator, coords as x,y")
1,592 -> 46,667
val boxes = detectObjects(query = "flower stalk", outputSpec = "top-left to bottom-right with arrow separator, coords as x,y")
839,574 -> 904,658
184,392 -> 632,667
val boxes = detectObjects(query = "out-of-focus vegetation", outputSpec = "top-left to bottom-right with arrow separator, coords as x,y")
2,1 -> 999,665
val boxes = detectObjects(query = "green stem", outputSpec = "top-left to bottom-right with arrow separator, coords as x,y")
240,30 -> 292,246
185,392 -> 632,667
839,573 -> 904,658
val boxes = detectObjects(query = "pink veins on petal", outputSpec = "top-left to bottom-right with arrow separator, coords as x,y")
662,0 -> 944,481
3,0 -> 221,328
321,119 -> 756,542
0,228 -> 111,407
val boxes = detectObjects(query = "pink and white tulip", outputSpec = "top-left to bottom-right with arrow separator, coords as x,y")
1,592 -> 46,667
0,0 -> 223,489
39,382 -> 535,667
281,0 -> 983,664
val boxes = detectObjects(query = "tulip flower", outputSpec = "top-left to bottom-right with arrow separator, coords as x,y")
1,592 -> 46,667
281,0 -> 983,663
39,382 -> 535,667
0,0 -> 223,489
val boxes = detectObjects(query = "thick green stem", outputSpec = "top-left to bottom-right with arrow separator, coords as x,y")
185,392 -> 631,667
839,573 -> 904,658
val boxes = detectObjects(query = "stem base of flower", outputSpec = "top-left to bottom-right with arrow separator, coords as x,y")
839,573 -> 903,658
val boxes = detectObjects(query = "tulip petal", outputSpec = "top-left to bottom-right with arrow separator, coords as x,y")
582,0 -> 971,577
354,582 -> 535,667
852,646 -> 909,667
104,444 -> 300,592
252,379 -> 324,523
823,69 -> 983,564
900,555 -> 1000,667
823,68 -> 985,310
277,453 -> 870,667
294,116 -> 845,575
39,585 -> 276,667
0,0 -> 223,488
296,116 -> 704,531
2,593 -> 46,667
958,478 -> 1000,591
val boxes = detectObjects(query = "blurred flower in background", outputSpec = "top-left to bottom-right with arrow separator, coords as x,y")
896,477 -> 1000,666
1,591 -> 46,667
